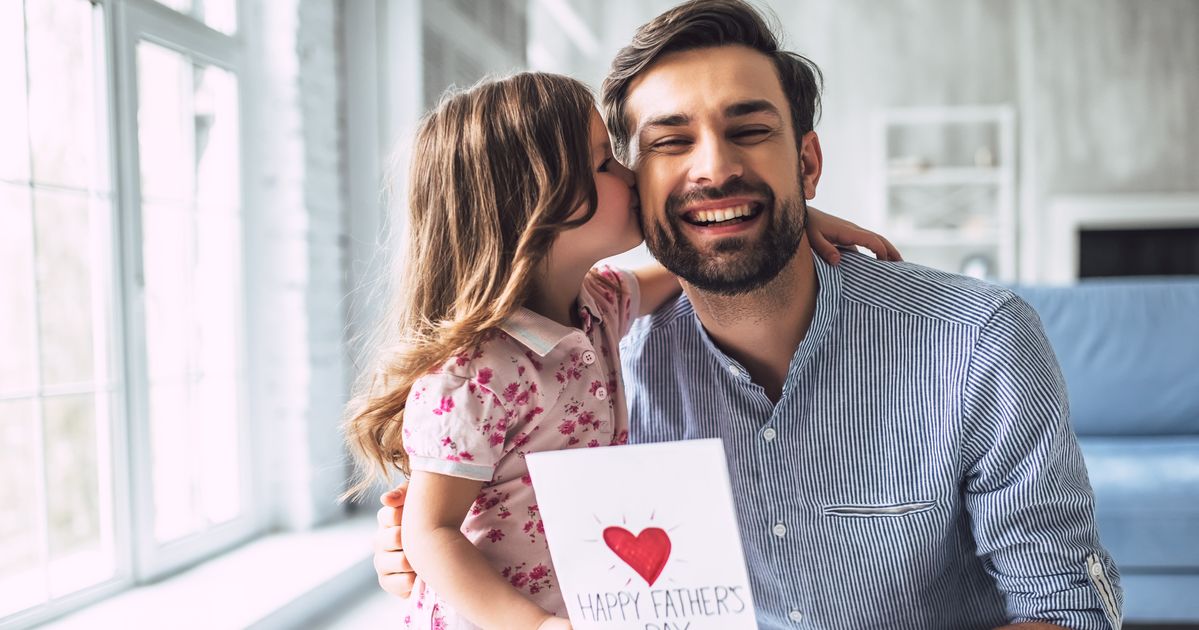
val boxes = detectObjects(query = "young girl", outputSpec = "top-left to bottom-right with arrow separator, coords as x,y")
345,72 -> 899,630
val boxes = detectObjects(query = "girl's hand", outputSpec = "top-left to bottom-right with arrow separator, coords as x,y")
806,206 -> 902,265
536,616 -> 573,630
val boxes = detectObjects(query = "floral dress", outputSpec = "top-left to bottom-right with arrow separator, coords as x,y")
399,267 -> 640,629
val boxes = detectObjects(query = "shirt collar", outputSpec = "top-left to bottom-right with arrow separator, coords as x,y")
787,253 -> 842,381
688,252 -> 843,391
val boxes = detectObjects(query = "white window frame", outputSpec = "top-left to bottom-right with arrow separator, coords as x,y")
110,0 -> 260,581
1,1 -> 261,627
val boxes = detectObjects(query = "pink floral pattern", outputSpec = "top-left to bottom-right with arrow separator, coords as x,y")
399,267 -> 639,629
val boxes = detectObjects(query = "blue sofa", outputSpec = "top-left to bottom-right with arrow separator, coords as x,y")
1012,278 -> 1199,623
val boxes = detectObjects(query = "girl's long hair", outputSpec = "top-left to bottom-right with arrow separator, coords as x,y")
343,73 -> 599,498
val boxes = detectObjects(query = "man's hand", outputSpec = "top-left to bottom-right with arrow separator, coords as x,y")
536,616 -> 572,630
374,483 -> 415,597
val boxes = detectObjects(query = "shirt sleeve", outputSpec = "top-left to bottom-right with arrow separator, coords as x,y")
583,266 -> 642,338
961,295 -> 1123,629
403,371 -> 511,482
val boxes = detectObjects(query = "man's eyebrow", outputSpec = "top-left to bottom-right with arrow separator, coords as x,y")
725,99 -> 782,119
635,101 -> 782,138
636,113 -> 691,136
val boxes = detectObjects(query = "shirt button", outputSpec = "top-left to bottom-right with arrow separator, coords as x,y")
581,350 -> 597,365
1090,562 -> 1103,577
595,386 -> 608,401
727,364 -> 741,377
789,609 -> 803,623
772,522 -> 787,538
762,427 -> 777,442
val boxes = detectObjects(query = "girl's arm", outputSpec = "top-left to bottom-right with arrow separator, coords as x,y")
633,264 -> 682,318
632,206 -> 901,317
806,206 -> 902,265
403,471 -> 568,630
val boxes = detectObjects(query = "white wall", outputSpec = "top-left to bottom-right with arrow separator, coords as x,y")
244,0 -> 349,529
1018,0 -> 1199,280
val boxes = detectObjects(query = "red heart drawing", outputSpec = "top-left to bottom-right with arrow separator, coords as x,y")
602,526 -> 671,586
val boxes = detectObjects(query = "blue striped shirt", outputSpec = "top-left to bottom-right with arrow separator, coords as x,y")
620,251 -> 1123,630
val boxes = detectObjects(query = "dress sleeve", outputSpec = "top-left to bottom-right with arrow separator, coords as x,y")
961,295 -> 1123,629
583,266 -> 642,338
403,370 -> 511,482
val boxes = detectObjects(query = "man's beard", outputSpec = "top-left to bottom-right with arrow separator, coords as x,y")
642,179 -> 807,296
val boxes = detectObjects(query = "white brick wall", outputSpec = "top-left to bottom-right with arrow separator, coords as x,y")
244,0 -> 349,531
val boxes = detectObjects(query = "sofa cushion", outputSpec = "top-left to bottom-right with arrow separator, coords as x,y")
1012,278 -> 1199,436
1079,435 -> 1199,570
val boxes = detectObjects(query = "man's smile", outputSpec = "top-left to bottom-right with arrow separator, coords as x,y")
680,200 -> 764,228
675,197 -> 768,238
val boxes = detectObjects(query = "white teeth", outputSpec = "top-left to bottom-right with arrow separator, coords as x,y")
690,204 -> 753,224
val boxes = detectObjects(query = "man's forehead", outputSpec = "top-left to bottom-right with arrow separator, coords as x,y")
625,45 -> 786,127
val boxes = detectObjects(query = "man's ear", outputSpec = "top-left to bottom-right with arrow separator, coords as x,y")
799,131 -> 823,200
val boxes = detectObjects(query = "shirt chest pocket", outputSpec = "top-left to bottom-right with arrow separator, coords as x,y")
822,500 -> 938,519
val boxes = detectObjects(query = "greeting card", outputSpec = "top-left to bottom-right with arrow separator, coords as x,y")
526,439 -> 756,630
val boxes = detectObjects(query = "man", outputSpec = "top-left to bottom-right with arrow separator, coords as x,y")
374,1 -> 1122,628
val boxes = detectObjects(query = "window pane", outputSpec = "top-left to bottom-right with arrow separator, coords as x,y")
1,1 -> 117,620
137,42 -> 244,544
152,0 -> 238,35
136,45 -> 192,204
0,399 -> 46,617
0,184 -> 37,395
0,0 -> 30,183
147,382 -> 191,542
44,393 -> 113,597
195,210 -> 242,527
195,66 -> 240,211
26,0 -> 108,192
195,376 -> 239,525
142,203 -> 192,385
34,190 -> 98,387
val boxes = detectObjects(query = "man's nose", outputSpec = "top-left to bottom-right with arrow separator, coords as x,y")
689,135 -> 743,187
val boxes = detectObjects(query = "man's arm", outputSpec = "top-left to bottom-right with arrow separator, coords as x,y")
961,295 -> 1123,629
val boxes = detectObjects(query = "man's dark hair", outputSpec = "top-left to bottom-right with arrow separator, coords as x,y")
600,0 -> 823,162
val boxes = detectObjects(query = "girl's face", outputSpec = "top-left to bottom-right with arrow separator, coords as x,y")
552,109 -> 644,268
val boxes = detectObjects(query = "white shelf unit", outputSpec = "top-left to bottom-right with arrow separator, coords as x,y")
872,106 -> 1017,282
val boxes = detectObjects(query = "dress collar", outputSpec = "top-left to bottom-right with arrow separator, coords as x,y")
499,297 -> 601,357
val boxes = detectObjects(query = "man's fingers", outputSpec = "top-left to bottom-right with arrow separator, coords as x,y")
376,504 -> 400,528
375,546 -> 416,600
380,484 -> 408,508
378,571 -> 416,599
374,523 -> 403,552
374,549 -> 414,575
